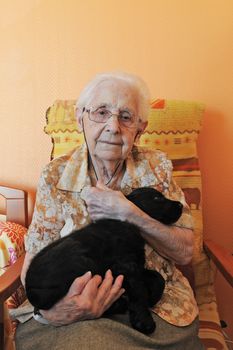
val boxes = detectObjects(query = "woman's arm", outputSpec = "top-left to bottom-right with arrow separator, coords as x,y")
21,251 -> 124,325
124,201 -> 194,265
21,251 -> 35,286
40,270 -> 125,326
22,166 -> 125,325
84,183 -> 194,265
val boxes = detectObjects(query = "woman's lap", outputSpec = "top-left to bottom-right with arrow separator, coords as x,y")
15,313 -> 204,350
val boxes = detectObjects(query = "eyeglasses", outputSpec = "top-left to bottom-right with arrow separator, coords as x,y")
85,106 -> 138,128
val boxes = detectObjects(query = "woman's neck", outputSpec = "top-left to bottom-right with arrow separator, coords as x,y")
89,156 -> 125,188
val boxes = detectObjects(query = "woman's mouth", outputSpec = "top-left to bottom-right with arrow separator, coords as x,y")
98,140 -> 123,146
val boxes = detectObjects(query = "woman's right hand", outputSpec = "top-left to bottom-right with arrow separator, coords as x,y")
40,270 -> 125,326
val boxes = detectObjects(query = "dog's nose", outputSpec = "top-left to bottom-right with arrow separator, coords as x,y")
173,200 -> 183,208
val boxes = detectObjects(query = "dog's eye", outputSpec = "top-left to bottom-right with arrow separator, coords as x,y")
153,196 -> 162,200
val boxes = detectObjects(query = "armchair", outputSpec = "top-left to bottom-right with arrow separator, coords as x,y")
1,99 -> 232,350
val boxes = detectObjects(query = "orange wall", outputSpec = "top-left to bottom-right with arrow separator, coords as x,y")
1,0 -> 232,336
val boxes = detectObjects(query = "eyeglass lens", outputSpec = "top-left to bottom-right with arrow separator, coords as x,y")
88,107 -> 136,127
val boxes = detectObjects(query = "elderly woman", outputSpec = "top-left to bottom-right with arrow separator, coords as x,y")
16,72 -> 204,349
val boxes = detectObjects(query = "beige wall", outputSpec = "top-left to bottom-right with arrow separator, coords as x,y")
1,0 -> 232,337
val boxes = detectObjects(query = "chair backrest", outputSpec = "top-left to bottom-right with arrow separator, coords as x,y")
44,99 -> 205,262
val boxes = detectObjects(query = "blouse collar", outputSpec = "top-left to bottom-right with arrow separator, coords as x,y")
56,144 -> 158,194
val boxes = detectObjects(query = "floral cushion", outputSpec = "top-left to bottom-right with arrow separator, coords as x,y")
0,221 -> 27,349
0,221 -> 26,275
0,221 -> 27,308
0,222 -> 27,310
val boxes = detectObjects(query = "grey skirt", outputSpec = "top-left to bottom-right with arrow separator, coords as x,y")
15,313 -> 204,350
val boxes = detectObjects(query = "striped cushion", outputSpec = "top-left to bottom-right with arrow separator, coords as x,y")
199,320 -> 228,350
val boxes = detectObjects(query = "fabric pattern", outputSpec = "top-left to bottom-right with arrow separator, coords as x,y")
0,221 -> 26,276
25,143 -> 198,327
0,221 -> 27,349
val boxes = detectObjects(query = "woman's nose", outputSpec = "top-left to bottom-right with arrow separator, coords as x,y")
105,115 -> 121,133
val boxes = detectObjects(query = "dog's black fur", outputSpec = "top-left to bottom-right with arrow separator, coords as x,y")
25,187 -> 183,334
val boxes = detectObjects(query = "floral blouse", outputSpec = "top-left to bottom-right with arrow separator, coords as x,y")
25,144 -> 198,326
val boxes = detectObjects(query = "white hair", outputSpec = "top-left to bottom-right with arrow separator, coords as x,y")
76,71 -> 151,122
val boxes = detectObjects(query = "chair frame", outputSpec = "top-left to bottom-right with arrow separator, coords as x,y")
0,186 -> 27,350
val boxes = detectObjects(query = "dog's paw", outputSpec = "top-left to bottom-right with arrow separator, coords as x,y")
130,310 -> 156,334
143,269 -> 165,307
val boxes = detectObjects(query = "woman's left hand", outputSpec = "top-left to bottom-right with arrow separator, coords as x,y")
83,181 -> 136,221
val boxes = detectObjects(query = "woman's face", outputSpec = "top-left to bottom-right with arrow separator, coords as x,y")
78,80 -> 147,162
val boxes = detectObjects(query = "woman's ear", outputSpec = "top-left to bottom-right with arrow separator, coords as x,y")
134,121 -> 148,142
139,121 -> 148,133
76,107 -> 84,130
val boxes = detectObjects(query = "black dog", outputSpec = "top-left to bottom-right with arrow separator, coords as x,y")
25,188 -> 183,334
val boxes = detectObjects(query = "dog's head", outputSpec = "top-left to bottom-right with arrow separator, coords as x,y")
126,187 -> 183,225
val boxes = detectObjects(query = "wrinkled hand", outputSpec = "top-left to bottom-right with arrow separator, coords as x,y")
40,270 -> 124,326
83,181 -> 136,221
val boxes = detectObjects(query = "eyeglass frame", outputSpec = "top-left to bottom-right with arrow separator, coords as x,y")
83,106 -> 140,128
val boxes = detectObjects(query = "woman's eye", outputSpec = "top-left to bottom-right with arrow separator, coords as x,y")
120,112 -> 131,121
96,108 -> 109,117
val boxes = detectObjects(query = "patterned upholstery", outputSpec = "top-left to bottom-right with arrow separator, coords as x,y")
44,99 -> 227,349
0,221 -> 27,348
0,221 -> 26,276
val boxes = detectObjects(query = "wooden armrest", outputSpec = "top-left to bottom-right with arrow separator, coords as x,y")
204,239 -> 233,288
0,253 -> 25,303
